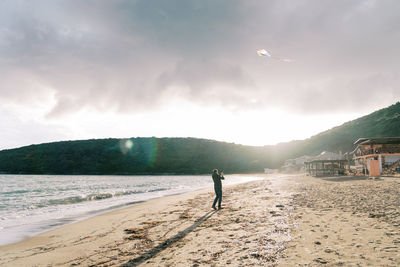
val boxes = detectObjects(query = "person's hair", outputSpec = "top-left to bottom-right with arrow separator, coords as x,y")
213,169 -> 218,173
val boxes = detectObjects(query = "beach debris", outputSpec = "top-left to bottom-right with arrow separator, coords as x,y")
139,220 -> 165,231
124,227 -> 151,241
140,221 -> 160,226
314,257 -> 328,264
269,210 -> 284,217
250,252 -> 262,259
257,49 -> 294,62
125,234 -> 147,240
211,250 -> 224,259
179,211 -> 190,219
369,213 -> 385,218
124,228 -> 141,234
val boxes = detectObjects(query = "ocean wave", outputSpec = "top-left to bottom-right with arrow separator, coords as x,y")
148,188 -> 168,193
37,188 -> 169,207
114,188 -> 168,196
1,189 -> 46,195
42,193 -> 113,206
1,190 -> 30,195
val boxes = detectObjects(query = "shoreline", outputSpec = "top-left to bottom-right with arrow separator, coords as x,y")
1,174 -> 287,266
0,174 -> 263,247
0,186 -> 215,265
1,174 -> 399,266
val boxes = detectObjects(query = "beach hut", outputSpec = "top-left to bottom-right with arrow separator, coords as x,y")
353,137 -> 400,176
304,151 -> 346,177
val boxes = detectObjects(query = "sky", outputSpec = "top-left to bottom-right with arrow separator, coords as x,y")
1,0 -> 399,150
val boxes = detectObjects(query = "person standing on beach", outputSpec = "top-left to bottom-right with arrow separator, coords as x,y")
211,169 -> 225,210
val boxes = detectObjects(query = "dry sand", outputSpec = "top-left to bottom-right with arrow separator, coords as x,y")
281,175 -> 400,267
0,174 -> 399,266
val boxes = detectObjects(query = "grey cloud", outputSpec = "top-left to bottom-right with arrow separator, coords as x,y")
255,72 -> 400,115
0,0 -> 399,116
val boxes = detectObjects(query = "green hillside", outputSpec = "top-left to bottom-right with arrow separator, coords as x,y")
248,101 -> 400,165
0,102 -> 399,174
0,138 -> 272,174
280,101 -> 400,158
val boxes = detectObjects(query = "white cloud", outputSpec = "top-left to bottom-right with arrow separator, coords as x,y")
0,0 -> 399,148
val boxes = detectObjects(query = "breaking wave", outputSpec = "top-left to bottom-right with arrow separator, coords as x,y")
40,188 -> 169,207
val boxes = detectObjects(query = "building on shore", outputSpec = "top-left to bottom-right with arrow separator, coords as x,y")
304,151 -> 346,177
353,137 -> 400,176
264,168 -> 278,174
281,155 -> 313,173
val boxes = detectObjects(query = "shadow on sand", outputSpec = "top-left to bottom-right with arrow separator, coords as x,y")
121,210 -> 218,267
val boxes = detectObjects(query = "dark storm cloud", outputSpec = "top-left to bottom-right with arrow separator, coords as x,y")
0,0 -> 399,116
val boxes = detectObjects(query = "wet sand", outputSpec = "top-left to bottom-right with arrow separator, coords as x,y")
1,174 -> 399,266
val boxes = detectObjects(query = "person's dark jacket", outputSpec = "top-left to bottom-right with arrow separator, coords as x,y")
212,172 -> 224,188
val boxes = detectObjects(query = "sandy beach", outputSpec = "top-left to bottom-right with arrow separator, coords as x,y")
281,175 -> 400,267
1,174 -> 399,266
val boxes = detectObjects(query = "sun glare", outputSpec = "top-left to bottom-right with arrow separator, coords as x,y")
125,140 -> 133,149
51,100 -> 363,148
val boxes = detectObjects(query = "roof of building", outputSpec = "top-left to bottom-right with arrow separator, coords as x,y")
315,151 -> 343,160
305,159 -> 347,164
304,151 -> 345,163
354,138 -> 369,145
354,137 -> 400,145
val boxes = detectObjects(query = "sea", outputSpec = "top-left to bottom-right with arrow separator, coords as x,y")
0,174 -> 261,246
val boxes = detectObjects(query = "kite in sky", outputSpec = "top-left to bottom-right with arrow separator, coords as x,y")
257,49 -> 294,62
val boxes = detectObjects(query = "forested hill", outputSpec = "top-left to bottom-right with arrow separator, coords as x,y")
0,138 -> 272,175
1,102 -> 399,175
272,101 -> 400,160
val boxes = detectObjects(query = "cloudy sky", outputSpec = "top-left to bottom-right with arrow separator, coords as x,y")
1,0 -> 399,149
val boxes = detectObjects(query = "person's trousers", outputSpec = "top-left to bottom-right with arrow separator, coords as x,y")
212,186 -> 222,208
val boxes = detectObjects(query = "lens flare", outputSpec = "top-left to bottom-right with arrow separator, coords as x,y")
119,138 -> 159,167
141,138 -> 158,167
119,139 -> 134,154
125,140 -> 133,149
